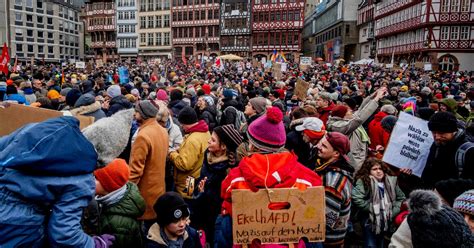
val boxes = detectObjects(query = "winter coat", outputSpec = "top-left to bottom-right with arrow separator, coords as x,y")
169,120 -> 211,199
422,129 -> 474,188
220,98 -> 241,126
71,93 -> 107,121
0,117 -> 97,248
327,97 -> 379,171
197,105 -> 218,132
23,87 -> 37,104
351,177 -> 405,228
193,150 -> 231,243
107,95 -> 133,117
129,118 -> 169,220
6,93 -> 29,105
317,102 -> 335,125
216,152 -> 322,248
285,118 -> 315,169
367,111 -> 391,150
169,99 -> 188,118
389,219 -> 413,248
145,223 -> 202,248
315,158 -> 354,246
96,182 -> 146,248
440,98 -> 466,122
166,119 -> 184,152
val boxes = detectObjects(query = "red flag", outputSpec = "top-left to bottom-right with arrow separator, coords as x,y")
0,43 -> 10,75
61,70 -> 65,85
181,49 -> 187,66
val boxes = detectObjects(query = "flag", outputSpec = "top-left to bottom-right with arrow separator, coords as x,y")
271,50 -> 277,62
279,51 -> 287,62
181,49 -> 187,66
12,57 -> 18,72
61,70 -> 65,85
215,57 -> 224,71
0,43 -> 10,75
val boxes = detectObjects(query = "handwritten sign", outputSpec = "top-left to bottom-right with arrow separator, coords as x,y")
300,57 -> 312,65
383,112 -> 434,177
272,63 -> 282,80
75,61 -> 85,69
232,187 -> 326,245
96,59 -> 104,68
294,78 -> 310,100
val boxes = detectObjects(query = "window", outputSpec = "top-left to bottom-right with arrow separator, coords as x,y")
16,44 -> 23,52
189,11 -> 193,20
140,0 -> 146,11
37,31 -> 43,38
47,17 -> 52,24
28,45 -> 34,52
451,26 -> 459,39
140,16 -> 146,28
451,0 -> 460,12
164,15 -> 170,27
438,55 -> 456,71
27,29 -> 33,37
26,0 -> 33,7
163,0 -> 170,10
26,15 -> 33,22
441,26 -> 449,39
48,32 -> 53,39
460,26 -> 469,40
15,13 -> 22,21
38,45 -> 44,53
148,0 -> 154,11
156,0 -> 161,10
148,16 -> 154,28
461,0 -> 470,12
15,0 -> 22,6
37,16 -> 43,23
156,15 -> 162,28
148,33 -> 154,46
155,32 -> 162,46
164,32 -> 170,45
140,33 -> 146,43
15,28 -> 22,36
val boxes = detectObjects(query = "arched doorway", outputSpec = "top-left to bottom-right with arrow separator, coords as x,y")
438,54 -> 459,71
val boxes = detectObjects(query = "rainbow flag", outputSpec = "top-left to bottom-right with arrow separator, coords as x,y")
271,50 -> 277,62
279,51 -> 287,62
403,101 -> 416,115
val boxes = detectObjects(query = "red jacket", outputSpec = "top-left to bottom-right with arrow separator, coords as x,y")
317,103 -> 335,126
368,111 -> 390,150
220,152 -> 322,216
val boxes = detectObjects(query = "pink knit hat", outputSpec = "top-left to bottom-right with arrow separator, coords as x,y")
157,89 -> 168,101
247,106 -> 286,153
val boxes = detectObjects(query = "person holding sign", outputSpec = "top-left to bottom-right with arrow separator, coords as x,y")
422,112 -> 474,188
215,107 -> 322,248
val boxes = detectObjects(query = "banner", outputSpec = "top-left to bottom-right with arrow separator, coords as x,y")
300,57 -> 312,65
118,66 -> 129,85
383,112 -> 434,177
232,187 -> 325,245
0,43 -> 10,74
75,61 -> 85,69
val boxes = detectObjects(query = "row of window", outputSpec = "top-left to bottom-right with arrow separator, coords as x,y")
440,0 -> 471,12
118,25 -> 137,33
440,26 -> 470,40
117,0 -> 136,7
139,15 -> 171,29
222,18 -> 249,29
139,32 -> 171,46
15,28 -> 79,43
376,4 -> 423,29
253,32 -> 300,46
220,36 -> 250,47
118,11 -> 136,20
16,43 -> 79,56
15,13 -> 79,30
172,26 -> 219,38
88,17 -> 115,26
222,3 -> 249,14
15,0 -> 79,20
140,0 -> 171,12
377,29 -> 425,49
254,0 -> 298,4
86,2 -> 115,11
172,9 -> 220,22
118,38 -> 137,48
171,0 -> 218,7
252,10 -> 301,22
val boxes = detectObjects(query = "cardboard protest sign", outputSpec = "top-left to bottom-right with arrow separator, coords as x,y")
383,112 -> 434,177
232,187 -> 326,245
75,61 -> 85,69
0,103 -> 94,136
294,79 -> 310,100
272,63 -> 282,81
96,59 -> 104,68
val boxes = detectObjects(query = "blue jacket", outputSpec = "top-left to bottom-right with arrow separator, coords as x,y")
0,117 -> 98,248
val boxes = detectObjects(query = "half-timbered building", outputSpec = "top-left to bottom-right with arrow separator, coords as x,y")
375,0 -> 474,71
220,0 -> 252,57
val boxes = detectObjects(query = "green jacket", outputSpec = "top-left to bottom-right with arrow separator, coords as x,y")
99,182 -> 146,248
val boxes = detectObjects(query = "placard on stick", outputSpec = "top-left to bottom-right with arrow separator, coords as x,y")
232,187 -> 326,245
272,63 -> 282,81
294,79 -> 310,100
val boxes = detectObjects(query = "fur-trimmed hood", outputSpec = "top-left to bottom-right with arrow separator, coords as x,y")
70,101 -> 101,116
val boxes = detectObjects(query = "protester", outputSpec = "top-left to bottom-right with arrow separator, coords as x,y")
292,116 -> 326,169
195,95 -> 218,132
453,190 -> 474,233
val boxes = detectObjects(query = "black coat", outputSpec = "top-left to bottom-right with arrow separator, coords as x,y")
285,123 -> 315,170
220,98 -> 240,126
422,130 -> 474,188
169,99 -> 188,118
197,106 -> 218,132
107,95 -> 133,117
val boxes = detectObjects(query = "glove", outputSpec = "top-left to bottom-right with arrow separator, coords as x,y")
93,234 -> 115,248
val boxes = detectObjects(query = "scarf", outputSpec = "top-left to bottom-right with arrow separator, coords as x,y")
160,227 -> 184,248
369,176 -> 396,234
355,126 -> 370,144
96,184 -> 127,207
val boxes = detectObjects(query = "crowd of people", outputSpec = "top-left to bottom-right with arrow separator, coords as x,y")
0,59 -> 473,248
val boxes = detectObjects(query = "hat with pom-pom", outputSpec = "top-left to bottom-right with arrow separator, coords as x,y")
247,106 -> 286,153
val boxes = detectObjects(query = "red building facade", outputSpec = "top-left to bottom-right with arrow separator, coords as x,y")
251,0 -> 305,61
171,0 -> 220,60
375,0 -> 474,71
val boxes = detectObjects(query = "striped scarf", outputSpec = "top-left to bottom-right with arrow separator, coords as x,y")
369,176 -> 395,234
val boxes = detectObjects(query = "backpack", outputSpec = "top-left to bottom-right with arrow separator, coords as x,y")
455,141 -> 474,176
217,106 -> 246,131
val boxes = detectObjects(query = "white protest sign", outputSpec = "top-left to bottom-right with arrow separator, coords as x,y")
261,57 -> 267,64
281,63 -> 287,72
383,112 -> 434,177
75,61 -> 85,69
300,57 -> 312,65
424,63 -> 432,71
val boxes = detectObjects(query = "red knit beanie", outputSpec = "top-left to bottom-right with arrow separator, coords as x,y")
94,159 -> 130,193
331,105 -> 349,118
202,84 -> 211,95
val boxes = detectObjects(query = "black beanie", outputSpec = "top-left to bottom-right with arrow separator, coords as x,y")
170,89 -> 183,101
178,106 -> 198,125
66,89 -> 82,107
417,107 -> 435,121
153,192 -> 190,226
214,124 -> 243,151
428,112 -> 458,133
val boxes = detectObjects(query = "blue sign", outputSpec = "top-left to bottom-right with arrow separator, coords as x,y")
119,66 -> 129,85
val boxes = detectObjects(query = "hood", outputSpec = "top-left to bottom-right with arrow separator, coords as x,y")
185,120 -> 209,133
74,93 -> 96,108
169,99 -> 187,109
238,152 -> 303,190
222,98 -> 239,110
373,111 -> 388,122
110,95 -> 133,109
0,116 -> 97,175
204,104 -> 218,116
70,101 -> 102,116
104,182 -> 145,218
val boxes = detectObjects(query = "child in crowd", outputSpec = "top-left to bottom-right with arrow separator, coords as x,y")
146,192 -> 202,248
93,158 -> 146,248
352,158 -> 405,248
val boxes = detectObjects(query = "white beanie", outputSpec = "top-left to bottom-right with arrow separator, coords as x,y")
107,85 -> 121,98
